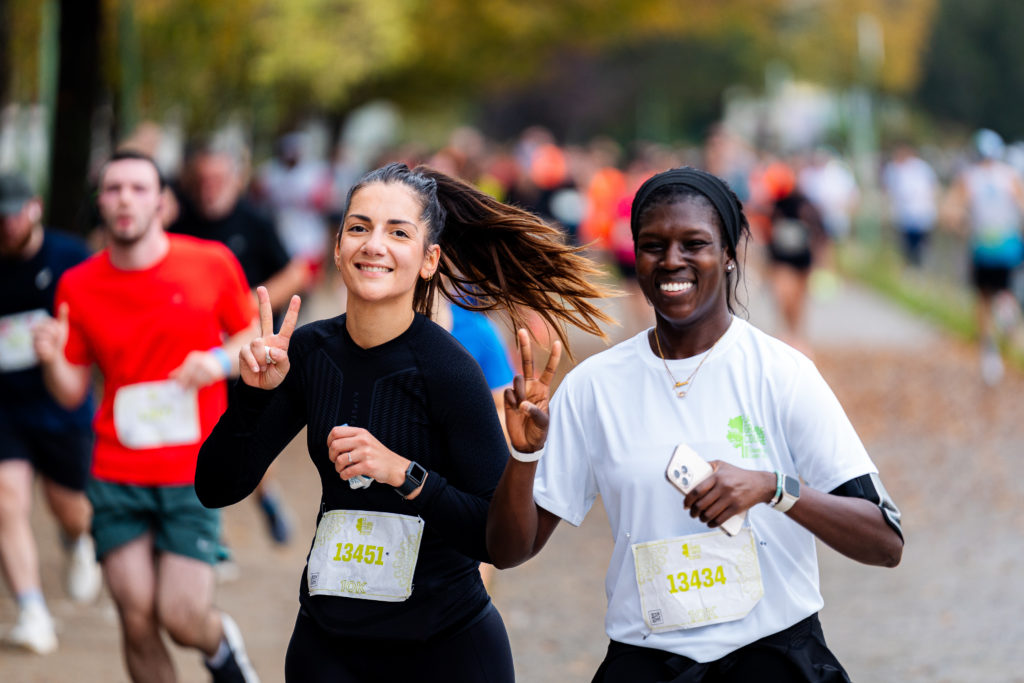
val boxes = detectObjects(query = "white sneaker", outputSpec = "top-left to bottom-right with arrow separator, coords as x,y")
6,602 -> 58,654
981,346 -> 1005,386
66,535 -> 102,603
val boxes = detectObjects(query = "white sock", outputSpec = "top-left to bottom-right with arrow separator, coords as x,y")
17,589 -> 47,612
206,638 -> 231,668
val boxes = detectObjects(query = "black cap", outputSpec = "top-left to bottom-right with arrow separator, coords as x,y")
0,173 -> 35,216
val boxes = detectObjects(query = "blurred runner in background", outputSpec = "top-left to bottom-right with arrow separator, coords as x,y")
762,161 -> 827,356
1,172 -> 101,655
882,143 -> 940,268
33,151 -> 260,682
945,128 -> 1024,386
252,132 -> 333,289
173,141 -> 313,546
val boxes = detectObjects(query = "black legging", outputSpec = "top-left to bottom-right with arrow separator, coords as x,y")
284,603 -> 515,683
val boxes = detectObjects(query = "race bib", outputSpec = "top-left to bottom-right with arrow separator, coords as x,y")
112,380 -> 201,449
632,528 -> 763,633
771,218 -> 811,256
0,309 -> 48,372
307,509 -> 424,602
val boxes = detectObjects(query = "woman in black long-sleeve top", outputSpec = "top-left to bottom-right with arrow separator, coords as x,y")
196,162 -> 611,683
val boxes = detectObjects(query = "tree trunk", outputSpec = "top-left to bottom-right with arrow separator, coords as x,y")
0,0 -> 10,107
48,0 -> 101,234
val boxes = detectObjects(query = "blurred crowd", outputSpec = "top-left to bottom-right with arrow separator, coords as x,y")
95,119 -> 1024,383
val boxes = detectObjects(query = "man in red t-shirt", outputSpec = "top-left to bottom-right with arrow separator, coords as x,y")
33,151 -> 260,683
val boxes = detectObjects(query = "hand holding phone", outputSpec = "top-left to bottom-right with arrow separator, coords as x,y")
665,444 -> 745,536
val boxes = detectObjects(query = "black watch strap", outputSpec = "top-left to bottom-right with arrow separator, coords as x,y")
394,461 -> 427,497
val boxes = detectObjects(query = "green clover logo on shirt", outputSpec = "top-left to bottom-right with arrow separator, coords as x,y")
727,415 -> 766,459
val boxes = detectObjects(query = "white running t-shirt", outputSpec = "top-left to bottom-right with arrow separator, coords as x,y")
534,317 -> 877,662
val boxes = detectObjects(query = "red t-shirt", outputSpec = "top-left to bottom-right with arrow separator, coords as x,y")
56,234 -> 254,485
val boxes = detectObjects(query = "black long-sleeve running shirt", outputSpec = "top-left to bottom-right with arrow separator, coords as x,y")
196,313 -> 510,641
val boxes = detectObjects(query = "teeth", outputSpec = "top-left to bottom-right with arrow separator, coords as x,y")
660,282 -> 693,292
359,265 -> 390,272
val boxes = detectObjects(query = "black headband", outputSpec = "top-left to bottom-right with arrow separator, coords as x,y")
629,166 -> 743,253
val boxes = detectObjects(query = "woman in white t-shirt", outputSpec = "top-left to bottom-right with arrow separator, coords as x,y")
487,166 -> 904,682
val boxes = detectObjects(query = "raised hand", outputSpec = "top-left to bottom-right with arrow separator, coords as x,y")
240,286 -> 301,390
32,302 -> 69,365
503,328 -> 562,454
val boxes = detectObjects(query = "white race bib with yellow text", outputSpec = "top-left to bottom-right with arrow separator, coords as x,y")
632,528 -> 764,633
307,509 -> 424,602
112,380 -> 200,449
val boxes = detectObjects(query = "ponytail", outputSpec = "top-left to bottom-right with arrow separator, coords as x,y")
343,162 -> 613,356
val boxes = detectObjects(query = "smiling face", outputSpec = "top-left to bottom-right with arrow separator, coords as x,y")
335,181 -> 440,310
635,195 -> 733,334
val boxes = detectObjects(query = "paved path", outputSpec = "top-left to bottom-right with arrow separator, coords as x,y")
4,275 -> 1023,682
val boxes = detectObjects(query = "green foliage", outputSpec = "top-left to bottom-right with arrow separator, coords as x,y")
916,0 -> 1024,137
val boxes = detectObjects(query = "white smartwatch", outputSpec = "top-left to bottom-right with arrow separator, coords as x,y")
771,473 -> 800,513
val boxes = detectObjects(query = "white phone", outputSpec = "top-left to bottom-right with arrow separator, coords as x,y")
665,443 -> 745,536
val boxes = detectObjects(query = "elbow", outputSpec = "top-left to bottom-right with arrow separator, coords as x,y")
488,551 -> 527,571
53,384 -> 88,411
880,537 -> 903,568
485,530 -> 532,570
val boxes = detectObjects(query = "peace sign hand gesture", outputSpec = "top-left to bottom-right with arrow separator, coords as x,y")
240,286 -> 301,391
503,328 -> 562,454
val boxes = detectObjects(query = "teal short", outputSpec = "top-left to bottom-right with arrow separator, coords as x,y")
87,480 -> 221,565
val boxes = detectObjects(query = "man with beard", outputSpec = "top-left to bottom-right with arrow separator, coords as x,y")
0,172 -> 101,654
33,151 -> 260,682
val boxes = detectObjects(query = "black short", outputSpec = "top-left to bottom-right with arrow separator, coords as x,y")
284,602 -> 514,683
0,426 -> 93,491
592,613 -> 850,683
971,262 -> 1014,294
768,245 -> 814,272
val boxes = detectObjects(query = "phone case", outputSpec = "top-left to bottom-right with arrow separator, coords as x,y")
665,444 -> 745,536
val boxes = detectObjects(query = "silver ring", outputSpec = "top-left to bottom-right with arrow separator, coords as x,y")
265,348 -> 275,365
347,453 -> 352,464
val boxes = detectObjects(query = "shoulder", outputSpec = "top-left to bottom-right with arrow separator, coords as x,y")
57,250 -> 106,289
169,233 -> 235,260
412,316 -> 484,384
168,234 -> 246,278
557,332 -> 640,395
44,229 -> 92,263
289,315 -> 343,354
726,320 -> 821,403
730,318 -> 809,372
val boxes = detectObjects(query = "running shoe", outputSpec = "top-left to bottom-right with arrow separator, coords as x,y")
66,535 -> 102,603
981,345 -> 1004,386
205,612 -> 260,683
5,602 -> 58,654
258,491 -> 293,545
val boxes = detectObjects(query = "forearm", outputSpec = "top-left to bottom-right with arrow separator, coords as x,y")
195,381 -> 302,507
403,472 -> 493,562
485,459 -> 556,569
786,486 -> 903,567
41,358 -> 91,410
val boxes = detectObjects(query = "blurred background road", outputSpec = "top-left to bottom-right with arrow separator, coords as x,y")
4,273 -> 1023,683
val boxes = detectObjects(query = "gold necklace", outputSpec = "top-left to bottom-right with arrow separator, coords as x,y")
653,328 -> 720,398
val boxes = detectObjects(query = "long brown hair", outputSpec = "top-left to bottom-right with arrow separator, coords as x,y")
341,162 -> 615,355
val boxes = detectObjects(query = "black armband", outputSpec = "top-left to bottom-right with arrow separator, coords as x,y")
830,473 -> 903,541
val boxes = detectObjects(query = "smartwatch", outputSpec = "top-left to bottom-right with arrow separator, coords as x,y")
394,461 -> 427,498
772,474 -> 800,513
